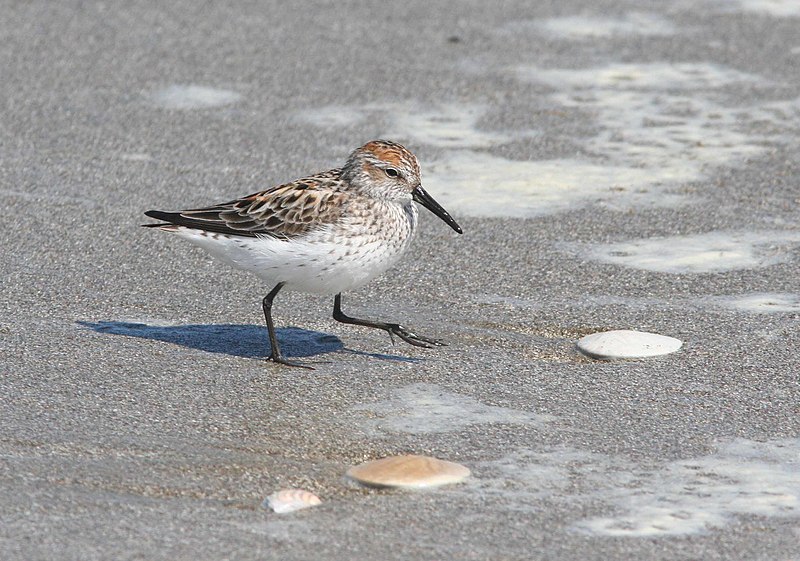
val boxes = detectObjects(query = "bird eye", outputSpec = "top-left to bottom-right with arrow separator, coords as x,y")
385,167 -> 399,178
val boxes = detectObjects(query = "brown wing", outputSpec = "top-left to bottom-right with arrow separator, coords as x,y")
144,170 -> 348,239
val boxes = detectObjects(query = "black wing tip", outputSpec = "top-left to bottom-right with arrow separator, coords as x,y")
144,209 -> 173,221
141,208 -> 260,237
142,210 -> 181,229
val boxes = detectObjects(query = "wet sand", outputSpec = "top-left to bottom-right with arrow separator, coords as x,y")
2,1 -> 799,559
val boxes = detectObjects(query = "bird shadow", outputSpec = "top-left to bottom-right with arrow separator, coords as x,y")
77,320 -> 421,363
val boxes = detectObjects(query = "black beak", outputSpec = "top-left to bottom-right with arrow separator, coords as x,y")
411,185 -> 463,234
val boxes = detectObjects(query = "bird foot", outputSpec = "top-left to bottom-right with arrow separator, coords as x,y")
386,323 -> 447,348
267,354 -> 315,369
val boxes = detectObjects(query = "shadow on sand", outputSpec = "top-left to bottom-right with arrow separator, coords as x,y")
77,321 -> 422,363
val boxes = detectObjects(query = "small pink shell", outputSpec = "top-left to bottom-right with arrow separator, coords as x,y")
263,488 -> 322,514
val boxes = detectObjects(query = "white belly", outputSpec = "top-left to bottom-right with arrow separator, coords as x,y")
169,201 -> 418,294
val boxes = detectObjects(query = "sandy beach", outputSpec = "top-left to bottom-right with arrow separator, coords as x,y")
2,1 -> 799,559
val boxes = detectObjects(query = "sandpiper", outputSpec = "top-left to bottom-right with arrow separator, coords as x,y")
144,140 -> 462,367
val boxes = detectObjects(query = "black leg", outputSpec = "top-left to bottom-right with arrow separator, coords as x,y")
332,293 -> 446,348
262,283 -> 313,369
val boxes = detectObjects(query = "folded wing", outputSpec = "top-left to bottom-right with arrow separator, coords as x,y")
144,171 -> 347,239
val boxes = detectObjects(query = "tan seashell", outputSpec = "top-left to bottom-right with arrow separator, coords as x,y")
347,454 -> 471,489
263,488 -> 322,514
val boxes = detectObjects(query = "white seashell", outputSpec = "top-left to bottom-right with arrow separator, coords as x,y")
347,455 -> 471,489
577,329 -> 682,359
262,488 -> 322,514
